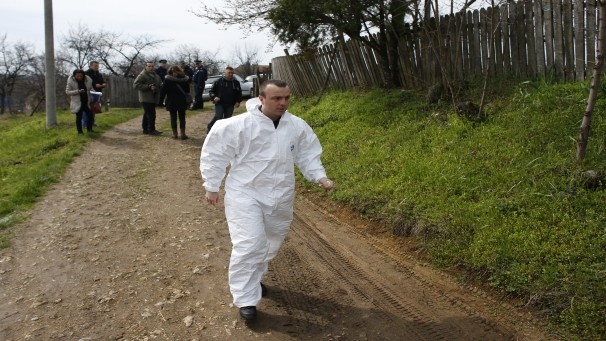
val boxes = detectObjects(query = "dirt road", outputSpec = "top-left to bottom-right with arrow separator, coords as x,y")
0,110 -> 555,340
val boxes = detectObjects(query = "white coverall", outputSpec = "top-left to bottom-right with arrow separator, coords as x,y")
200,98 -> 328,308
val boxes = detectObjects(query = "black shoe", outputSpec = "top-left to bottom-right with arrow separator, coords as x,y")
143,130 -> 150,135
261,283 -> 267,297
149,130 -> 163,136
239,306 -> 257,320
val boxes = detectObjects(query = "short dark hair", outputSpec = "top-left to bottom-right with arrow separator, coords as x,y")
259,79 -> 288,96
89,60 -> 99,66
72,69 -> 85,76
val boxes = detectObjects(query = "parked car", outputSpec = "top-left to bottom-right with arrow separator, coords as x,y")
202,74 -> 253,101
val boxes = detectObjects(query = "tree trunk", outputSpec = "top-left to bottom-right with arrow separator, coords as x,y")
577,0 -> 606,162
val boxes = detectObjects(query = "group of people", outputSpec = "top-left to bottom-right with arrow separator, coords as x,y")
65,61 -> 106,134
133,59 -> 242,139
71,60 -> 336,324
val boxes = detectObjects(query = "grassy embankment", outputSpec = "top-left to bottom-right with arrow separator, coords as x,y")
291,81 -> 606,340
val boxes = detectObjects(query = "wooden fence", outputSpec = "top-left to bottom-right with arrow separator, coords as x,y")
107,76 -> 140,108
273,0 -> 599,98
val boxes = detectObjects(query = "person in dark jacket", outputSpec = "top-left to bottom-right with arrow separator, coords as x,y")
161,66 -> 190,140
191,60 -> 208,110
155,59 -> 168,106
207,66 -> 242,133
84,60 -> 106,126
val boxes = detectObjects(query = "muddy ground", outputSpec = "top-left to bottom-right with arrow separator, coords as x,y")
0,109 -> 557,340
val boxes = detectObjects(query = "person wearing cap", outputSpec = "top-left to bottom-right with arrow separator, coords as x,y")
192,60 -> 208,110
155,59 -> 168,106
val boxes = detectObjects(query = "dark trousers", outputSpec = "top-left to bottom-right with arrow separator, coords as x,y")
141,102 -> 157,133
169,110 -> 186,130
192,85 -> 204,109
207,103 -> 235,132
76,109 -> 93,133
158,88 -> 166,106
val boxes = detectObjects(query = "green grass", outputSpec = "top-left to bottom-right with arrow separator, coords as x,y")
291,82 -> 606,339
0,108 -> 141,247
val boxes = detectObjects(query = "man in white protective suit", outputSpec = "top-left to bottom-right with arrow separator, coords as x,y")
200,79 -> 335,321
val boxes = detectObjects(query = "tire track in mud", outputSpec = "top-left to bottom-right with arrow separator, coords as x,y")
265,198 -> 514,340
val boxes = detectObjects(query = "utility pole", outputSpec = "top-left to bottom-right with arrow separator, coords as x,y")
44,0 -> 57,128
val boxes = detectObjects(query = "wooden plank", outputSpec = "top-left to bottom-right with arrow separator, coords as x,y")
467,11 -> 476,77
553,0 -> 565,79
460,11 -> 470,75
473,10 -> 482,75
543,0 -> 556,74
480,8 -> 490,75
410,25 -> 423,86
493,6 -> 504,75
574,0 -> 586,80
562,0 -> 575,80
516,1 -> 527,76
509,3 -> 520,76
398,24 -> 415,87
525,0 -> 538,77
534,0 -> 547,76
586,0 -> 596,75
442,14 -> 453,79
500,4 -> 512,74
454,12 -> 466,79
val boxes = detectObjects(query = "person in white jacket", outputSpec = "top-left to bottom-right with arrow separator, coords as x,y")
200,79 -> 334,321
65,69 -> 93,134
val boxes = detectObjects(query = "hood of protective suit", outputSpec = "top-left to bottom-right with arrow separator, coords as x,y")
246,97 -> 261,112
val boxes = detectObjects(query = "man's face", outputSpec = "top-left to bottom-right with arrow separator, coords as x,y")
195,62 -> 201,68
91,62 -> 99,71
145,63 -> 155,73
260,84 -> 290,120
223,69 -> 234,80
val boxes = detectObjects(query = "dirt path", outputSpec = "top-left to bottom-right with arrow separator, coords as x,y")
0,109 -> 555,340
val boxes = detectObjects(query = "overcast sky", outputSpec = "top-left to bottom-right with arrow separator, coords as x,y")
0,0 -> 288,65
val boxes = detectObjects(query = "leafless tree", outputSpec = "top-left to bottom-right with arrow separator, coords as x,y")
230,43 -> 262,77
57,24 -> 103,71
0,34 -> 35,114
166,44 -> 225,76
58,24 -> 166,78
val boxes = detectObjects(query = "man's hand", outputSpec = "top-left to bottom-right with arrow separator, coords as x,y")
213,97 -> 220,104
318,178 -> 334,191
205,191 -> 220,206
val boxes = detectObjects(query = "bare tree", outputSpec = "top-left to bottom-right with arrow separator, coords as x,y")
57,24 -> 103,71
577,0 -> 606,162
0,34 -> 35,114
166,44 -> 225,76
58,24 -> 166,78
230,43 -> 262,77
